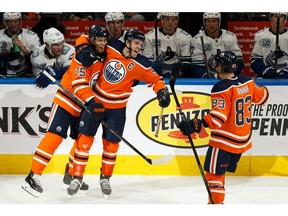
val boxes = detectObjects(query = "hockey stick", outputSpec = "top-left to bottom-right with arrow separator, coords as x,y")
155,107 -> 163,138
274,14 -> 280,76
200,34 -> 210,78
154,12 -> 161,61
42,71 -> 173,165
168,67 -> 215,204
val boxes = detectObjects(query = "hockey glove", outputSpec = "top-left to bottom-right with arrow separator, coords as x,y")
276,68 -> 288,79
35,66 -> 62,89
177,119 -> 202,136
262,66 -> 275,79
157,88 -> 170,108
75,45 -> 98,67
86,98 -> 105,122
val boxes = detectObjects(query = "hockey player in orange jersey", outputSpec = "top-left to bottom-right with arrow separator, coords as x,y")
67,28 -> 170,197
177,50 -> 269,204
21,24 -> 108,198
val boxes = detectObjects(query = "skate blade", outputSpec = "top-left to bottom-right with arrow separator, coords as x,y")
21,184 -> 41,198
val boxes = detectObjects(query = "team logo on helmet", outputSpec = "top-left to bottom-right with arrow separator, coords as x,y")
103,60 -> 126,83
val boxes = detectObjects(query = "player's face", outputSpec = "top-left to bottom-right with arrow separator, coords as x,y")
93,37 -> 108,54
161,16 -> 178,34
270,14 -> 287,32
107,20 -> 124,39
204,18 -> 220,34
50,42 -> 64,57
129,39 -> 144,58
5,19 -> 21,34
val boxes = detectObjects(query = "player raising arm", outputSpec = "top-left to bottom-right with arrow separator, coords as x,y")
67,28 -> 171,198
177,50 -> 269,204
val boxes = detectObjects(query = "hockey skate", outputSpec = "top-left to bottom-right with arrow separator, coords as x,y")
22,170 -> 43,198
67,177 -> 82,196
99,175 -> 112,199
63,163 -> 89,191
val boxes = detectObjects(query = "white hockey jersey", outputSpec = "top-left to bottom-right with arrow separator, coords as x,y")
0,28 -> 41,77
30,43 -> 75,76
251,28 -> 288,71
142,27 -> 192,75
191,29 -> 243,73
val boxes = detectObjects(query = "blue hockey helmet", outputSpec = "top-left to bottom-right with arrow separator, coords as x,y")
124,28 -> 145,43
88,24 -> 109,39
214,49 -> 238,73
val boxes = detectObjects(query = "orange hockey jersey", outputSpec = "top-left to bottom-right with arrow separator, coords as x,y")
92,39 -> 165,109
52,35 -> 103,116
203,74 -> 269,154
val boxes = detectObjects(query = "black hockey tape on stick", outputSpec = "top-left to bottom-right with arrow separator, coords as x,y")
42,71 -> 173,165
169,74 -> 215,204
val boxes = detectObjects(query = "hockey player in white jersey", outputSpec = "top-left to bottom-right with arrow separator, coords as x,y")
105,12 -> 127,42
0,12 -> 41,77
191,12 -> 244,78
31,27 -> 75,88
142,12 -> 192,78
251,12 -> 288,79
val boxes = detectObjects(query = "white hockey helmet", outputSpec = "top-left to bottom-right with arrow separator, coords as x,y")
203,12 -> 221,22
160,12 -> 179,20
270,12 -> 288,18
105,12 -> 124,22
43,27 -> 64,46
3,12 -> 22,20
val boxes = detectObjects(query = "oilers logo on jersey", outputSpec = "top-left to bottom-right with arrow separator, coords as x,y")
104,60 -> 126,83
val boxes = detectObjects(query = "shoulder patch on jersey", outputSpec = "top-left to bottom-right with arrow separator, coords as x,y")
179,29 -> 191,36
225,29 -> 236,36
26,29 -> 37,35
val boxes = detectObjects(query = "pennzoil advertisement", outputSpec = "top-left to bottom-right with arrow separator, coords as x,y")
0,80 -> 287,156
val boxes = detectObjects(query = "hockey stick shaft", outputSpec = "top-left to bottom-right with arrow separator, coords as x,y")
43,71 -> 172,165
200,35 -> 210,78
169,77 -> 215,204
275,14 -> 280,75
154,13 -> 161,60
155,107 -> 163,138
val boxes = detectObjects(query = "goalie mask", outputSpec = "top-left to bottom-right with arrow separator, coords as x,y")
214,50 -> 238,73
43,27 -> 65,57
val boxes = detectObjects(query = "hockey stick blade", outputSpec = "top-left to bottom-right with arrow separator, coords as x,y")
150,154 -> 174,165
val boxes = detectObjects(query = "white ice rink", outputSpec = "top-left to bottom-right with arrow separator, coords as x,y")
1,174 -> 288,215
